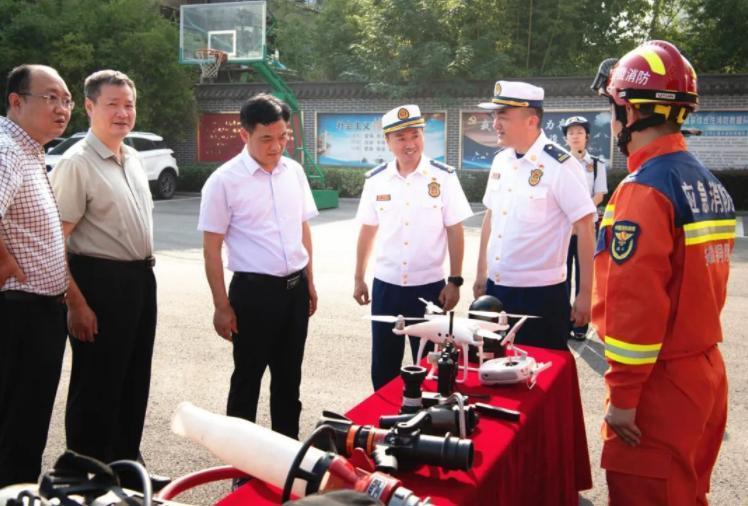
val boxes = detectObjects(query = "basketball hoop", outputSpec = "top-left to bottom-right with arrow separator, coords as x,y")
195,48 -> 228,81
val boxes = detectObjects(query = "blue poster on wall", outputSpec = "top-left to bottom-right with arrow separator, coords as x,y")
461,111 -> 498,170
683,111 -> 748,170
316,112 -> 446,168
461,110 -> 612,170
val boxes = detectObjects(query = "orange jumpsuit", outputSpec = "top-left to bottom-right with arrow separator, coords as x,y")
591,133 -> 735,505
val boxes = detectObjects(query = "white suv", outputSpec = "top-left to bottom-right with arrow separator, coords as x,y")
46,131 -> 180,199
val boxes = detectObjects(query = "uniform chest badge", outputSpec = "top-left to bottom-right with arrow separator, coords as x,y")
610,220 -> 640,265
528,168 -> 544,186
586,163 -> 594,173
428,180 -> 441,198
376,194 -> 391,201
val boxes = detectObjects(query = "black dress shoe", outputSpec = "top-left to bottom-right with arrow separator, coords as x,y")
148,473 -> 172,492
570,330 -> 587,341
119,472 -> 171,492
231,476 -> 251,491
130,452 -> 171,492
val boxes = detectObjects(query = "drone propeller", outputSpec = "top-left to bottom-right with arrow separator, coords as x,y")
448,311 -> 454,338
365,315 -> 425,323
468,310 -> 540,319
501,315 -> 530,346
475,328 -> 504,341
418,298 -> 444,314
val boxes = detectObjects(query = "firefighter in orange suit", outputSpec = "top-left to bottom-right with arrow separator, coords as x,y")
590,40 -> 735,505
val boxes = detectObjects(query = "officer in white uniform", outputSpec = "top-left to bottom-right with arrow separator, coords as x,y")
560,115 -> 608,340
354,105 -> 473,389
474,82 -> 596,350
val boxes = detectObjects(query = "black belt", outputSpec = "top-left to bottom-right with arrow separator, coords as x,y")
69,253 -> 155,269
234,270 -> 305,290
0,290 -> 65,304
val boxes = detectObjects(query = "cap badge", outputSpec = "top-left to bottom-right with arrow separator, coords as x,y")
397,107 -> 410,120
494,82 -> 502,96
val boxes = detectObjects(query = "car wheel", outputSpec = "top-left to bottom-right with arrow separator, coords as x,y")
156,170 -> 177,199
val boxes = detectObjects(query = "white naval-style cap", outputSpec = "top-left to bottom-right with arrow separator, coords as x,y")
478,80 -> 545,110
382,105 -> 425,134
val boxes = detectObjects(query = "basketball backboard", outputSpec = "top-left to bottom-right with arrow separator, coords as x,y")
180,1 -> 266,64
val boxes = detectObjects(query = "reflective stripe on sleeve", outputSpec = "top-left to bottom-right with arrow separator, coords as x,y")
604,335 -> 661,365
600,204 -> 615,227
683,219 -> 736,246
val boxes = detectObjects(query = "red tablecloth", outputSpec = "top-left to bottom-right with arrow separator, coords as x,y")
218,346 -> 591,506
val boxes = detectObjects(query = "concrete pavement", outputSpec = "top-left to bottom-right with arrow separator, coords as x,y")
39,195 -> 748,505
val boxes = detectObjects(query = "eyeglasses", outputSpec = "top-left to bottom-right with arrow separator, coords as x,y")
19,93 -> 75,111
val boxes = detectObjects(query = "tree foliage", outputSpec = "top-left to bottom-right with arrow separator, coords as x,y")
267,0 -> 747,94
1,0 -> 744,128
0,0 -> 197,142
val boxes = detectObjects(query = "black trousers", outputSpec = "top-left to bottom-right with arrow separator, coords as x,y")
485,280 -> 570,350
0,291 -> 66,487
227,271 -> 309,439
565,235 -> 588,335
65,254 -> 157,464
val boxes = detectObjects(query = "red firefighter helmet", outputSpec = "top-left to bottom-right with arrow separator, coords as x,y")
603,40 -> 699,111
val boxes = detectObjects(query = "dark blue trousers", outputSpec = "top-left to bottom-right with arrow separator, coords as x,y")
485,280 -> 570,350
565,235 -> 587,335
370,278 -> 444,390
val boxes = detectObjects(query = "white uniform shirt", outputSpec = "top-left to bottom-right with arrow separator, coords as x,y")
198,149 -> 318,276
356,156 -> 473,287
577,151 -> 607,222
482,131 -> 595,287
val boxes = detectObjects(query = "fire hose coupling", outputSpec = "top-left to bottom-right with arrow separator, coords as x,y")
379,403 -> 480,437
400,365 -> 428,414
317,411 -> 474,473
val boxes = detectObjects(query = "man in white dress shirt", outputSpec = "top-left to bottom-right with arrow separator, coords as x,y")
473,81 -> 596,350
198,93 -> 318,439
354,105 -> 473,390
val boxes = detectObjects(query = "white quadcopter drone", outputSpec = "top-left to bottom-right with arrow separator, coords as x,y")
365,298 -> 539,383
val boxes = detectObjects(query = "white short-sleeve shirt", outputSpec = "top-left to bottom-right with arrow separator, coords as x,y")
482,131 -> 595,287
356,156 -> 473,286
579,151 -> 608,196
198,149 -> 319,276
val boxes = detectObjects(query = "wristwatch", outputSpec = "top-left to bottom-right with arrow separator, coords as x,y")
447,276 -> 464,287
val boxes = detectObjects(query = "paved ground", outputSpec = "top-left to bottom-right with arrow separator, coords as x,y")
39,194 -> 748,505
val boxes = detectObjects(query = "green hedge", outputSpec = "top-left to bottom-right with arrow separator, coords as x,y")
309,167 -> 490,202
177,164 -> 219,192
178,164 -> 748,210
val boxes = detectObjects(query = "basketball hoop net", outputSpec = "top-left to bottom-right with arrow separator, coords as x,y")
195,48 -> 228,81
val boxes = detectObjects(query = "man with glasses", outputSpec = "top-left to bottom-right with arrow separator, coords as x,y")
50,70 -> 166,490
0,64 -> 72,486
473,81 -> 596,350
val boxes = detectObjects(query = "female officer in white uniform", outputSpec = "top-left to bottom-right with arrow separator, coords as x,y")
560,116 -> 608,340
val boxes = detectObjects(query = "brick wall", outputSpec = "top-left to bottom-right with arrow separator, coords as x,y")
174,75 -> 748,173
